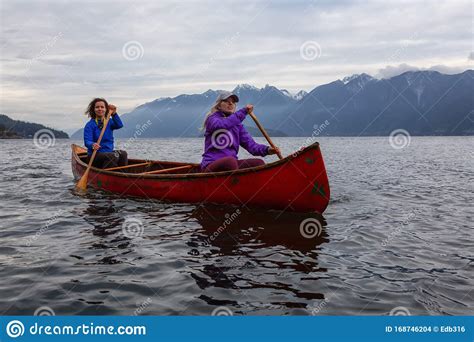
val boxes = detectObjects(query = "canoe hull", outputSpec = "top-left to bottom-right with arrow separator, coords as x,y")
71,143 -> 330,213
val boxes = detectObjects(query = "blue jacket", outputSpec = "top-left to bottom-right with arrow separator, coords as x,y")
201,108 -> 269,169
83,114 -> 124,155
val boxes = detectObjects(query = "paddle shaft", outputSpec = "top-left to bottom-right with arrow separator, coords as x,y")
76,113 -> 112,190
139,165 -> 193,175
103,161 -> 151,171
248,111 -> 283,160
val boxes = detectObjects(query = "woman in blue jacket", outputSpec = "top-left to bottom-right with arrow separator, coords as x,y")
83,98 -> 128,169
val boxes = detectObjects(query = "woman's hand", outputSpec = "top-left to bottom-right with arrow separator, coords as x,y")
92,143 -> 101,150
245,104 -> 254,114
108,104 -> 117,115
268,146 -> 280,155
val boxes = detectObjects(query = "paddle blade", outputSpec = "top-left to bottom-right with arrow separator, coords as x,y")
75,173 -> 88,191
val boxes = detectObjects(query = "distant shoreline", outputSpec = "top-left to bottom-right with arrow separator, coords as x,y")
2,135 -> 473,140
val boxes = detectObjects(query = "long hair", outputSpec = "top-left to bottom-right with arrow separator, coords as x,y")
85,98 -> 109,119
201,100 -> 237,130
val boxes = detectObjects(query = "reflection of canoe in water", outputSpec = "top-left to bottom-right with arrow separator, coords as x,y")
71,142 -> 330,213
191,204 -> 328,252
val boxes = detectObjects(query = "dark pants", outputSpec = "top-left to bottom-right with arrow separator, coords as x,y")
88,150 -> 128,169
204,156 -> 265,172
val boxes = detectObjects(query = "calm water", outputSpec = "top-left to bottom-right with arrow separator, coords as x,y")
1,137 -> 473,316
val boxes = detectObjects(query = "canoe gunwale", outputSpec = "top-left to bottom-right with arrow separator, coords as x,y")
71,142 -> 320,180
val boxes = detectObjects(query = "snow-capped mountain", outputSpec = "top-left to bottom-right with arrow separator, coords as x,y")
293,90 -> 308,100
71,70 -> 474,138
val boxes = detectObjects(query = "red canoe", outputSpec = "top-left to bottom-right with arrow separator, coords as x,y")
71,143 -> 330,213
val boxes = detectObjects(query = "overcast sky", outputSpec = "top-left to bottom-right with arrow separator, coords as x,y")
1,0 -> 472,132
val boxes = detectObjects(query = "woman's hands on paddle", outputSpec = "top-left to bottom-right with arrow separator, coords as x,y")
245,105 -> 283,160
268,146 -> 281,155
108,104 -> 117,115
92,143 -> 101,150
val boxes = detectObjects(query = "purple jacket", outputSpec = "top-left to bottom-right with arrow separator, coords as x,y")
201,108 -> 269,169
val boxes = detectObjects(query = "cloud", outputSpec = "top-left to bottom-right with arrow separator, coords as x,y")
376,62 -> 472,79
427,64 -> 472,75
376,63 -> 420,79
0,0 -> 472,131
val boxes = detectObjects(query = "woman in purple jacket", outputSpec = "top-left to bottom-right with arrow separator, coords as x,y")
201,91 -> 280,172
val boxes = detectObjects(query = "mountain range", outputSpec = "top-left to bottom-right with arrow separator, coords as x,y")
64,69 -> 472,138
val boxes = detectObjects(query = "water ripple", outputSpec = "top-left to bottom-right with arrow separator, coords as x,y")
0,137 -> 472,315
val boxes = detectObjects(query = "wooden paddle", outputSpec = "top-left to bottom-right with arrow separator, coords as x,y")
139,165 -> 193,175
103,161 -> 151,172
75,112 -> 112,191
248,110 -> 283,160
